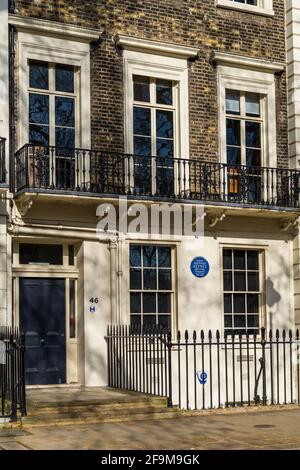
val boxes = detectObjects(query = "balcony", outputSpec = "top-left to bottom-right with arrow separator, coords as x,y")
14,144 -> 300,210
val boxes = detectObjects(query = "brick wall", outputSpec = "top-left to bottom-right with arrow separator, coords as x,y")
13,0 -> 288,166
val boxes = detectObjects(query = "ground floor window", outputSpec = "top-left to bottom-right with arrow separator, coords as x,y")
129,244 -> 173,331
223,248 -> 261,335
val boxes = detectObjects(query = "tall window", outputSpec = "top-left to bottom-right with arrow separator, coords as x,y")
223,248 -> 261,335
129,245 -> 173,331
226,90 -> 264,202
28,60 -> 78,187
29,60 -> 77,149
133,76 -> 176,196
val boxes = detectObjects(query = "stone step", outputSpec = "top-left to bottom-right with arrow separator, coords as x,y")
21,405 -> 180,428
26,399 -> 168,417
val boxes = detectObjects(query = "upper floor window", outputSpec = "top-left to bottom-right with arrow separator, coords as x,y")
132,75 -> 177,195
216,0 -> 274,16
28,60 -> 78,149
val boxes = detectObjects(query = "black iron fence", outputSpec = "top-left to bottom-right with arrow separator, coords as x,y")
106,326 -> 300,410
0,327 -> 26,421
0,137 -> 6,184
15,144 -> 300,209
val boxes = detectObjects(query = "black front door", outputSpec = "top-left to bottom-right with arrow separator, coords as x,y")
19,278 -> 66,385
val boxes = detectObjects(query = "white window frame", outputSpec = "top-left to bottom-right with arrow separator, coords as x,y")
17,31 -> 91,151
216,0 -> 274,17
28,62 -> 79,148
119,36 -> 199,190
217,61 -> 278,169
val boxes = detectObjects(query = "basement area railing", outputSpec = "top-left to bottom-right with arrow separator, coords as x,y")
0,327 -> 26,421
15,144 -> 300,208
106,326 -> 300,410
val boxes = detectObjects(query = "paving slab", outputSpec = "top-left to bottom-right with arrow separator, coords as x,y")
0,407 -> 299,450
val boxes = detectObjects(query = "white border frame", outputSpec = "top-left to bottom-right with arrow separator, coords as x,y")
217,63 -> 277,168
17,31 -> 91,150
123,50 -> 190,161
216,0 -> 274,17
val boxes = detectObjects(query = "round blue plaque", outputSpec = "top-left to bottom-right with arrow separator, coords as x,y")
190,257 -> 210,278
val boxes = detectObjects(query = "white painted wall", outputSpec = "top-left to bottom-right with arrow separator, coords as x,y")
0,0 -> 8,143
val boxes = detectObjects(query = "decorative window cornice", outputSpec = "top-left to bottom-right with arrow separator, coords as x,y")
211,51 -> 285,74
115,35 -> 199,59
8,14 -> 101,42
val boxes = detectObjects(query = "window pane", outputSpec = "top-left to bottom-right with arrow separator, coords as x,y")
131,315 -> 141,327
156,110 -> 173,139
55,127 -> 75,149
226,119 -> 241,146
130,245 -> 141,267
247,294 -> 259,313
234,272 -> 246,291
233,294 -> 245,313
248,272 -> 259,291
143,246 -> 156,267
246,93 -> 260,117
224,315 -> 232,327
158,247 -> 171,267
223,272 -> 233,291
158,293 -> 171,313
156,139 -> 173,157
20,244 -> 63,265
29,93 -> 49,124
134,136 -> 151,156
226,90 -> 240,115
68,245 -> 75,266
29,125 -> 49,146
143,315 -> 156,328
246,149 -> 261,167
227,146 -> 241,165
247,315 -> 259,328
130,293 -> 141,313
223,249 -> 232,269
56,64 -> 74,93
234,250 -> 246,270
158,315 -> 171,331
29,61 -> 49,90
234,315 -> 246,328
130,268 -> 142,289
247,251 -> 259,270
143,293 -> 156,313
158,270 -> 172,290
143,269 -> 157,289
55,97 -> 75,127
133,75 -> 150,102
224,294 -> 232,313
246,121 -> 261,148
156,79 -> 173,105
133,107 -> 151,136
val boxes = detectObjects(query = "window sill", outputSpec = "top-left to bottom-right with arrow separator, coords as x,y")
216,0 -> 274,18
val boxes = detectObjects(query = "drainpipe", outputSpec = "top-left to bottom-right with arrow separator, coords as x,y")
109,236 -> 118,324
8,23 -> 16,193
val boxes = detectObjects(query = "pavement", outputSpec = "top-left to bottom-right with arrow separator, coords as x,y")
0,407 -> 300,450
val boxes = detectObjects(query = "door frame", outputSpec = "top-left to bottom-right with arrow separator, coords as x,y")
12,240 -> 80,385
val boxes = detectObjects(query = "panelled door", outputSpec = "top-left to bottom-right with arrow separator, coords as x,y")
19,278 -> 66,385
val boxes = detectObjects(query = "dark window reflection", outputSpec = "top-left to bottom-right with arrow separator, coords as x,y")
56,65 -> 74,93
156,79 -> 173,105
133,75 -> 150,102
29,93 -> 49,124
29,61 -> 49,90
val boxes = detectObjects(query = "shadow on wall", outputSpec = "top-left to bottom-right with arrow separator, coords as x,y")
266,278 -> 282,331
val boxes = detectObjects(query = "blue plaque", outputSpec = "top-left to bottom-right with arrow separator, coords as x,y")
190,257 -> 210,278
196,371 -> 208,385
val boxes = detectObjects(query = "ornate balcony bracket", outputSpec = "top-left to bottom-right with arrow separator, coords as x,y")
19,198 -> 34,217
207,210 -> 226,228
280,217 -> 299,232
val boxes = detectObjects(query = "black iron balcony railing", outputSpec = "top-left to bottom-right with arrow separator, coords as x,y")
0,137 -> 6,184
15,144 -> 300,209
